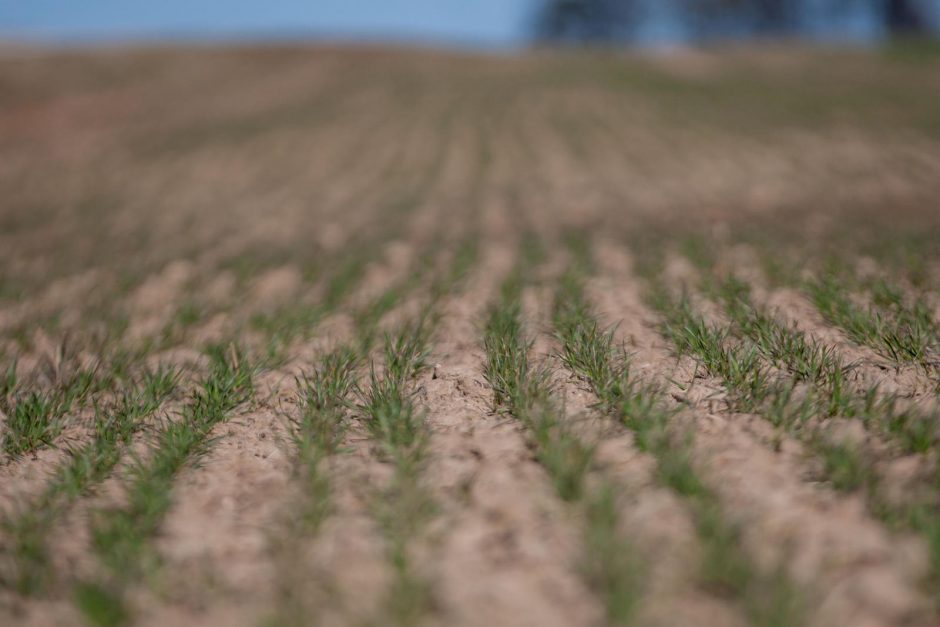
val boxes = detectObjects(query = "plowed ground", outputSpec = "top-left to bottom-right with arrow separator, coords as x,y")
1,44 -> 940,627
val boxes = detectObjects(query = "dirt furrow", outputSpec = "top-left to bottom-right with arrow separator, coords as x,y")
131,235 -> 445,626
524,260 -> 737,626
591,240 -> 931,627
420,237 -> 615,626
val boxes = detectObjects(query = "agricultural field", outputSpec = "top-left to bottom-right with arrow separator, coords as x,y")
0,43 -> 939,626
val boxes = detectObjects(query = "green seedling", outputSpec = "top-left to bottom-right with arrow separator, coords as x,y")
2,391 -> 60,457
2,366 -> 178,595
485,262 -> 644,624
558,263 -> 802,626
79,346 -> 252,623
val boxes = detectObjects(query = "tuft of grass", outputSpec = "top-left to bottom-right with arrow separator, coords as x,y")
866,276 -> 940,370
299,348 -> 358,418
2,391 -> 60,457
74,581 -> 128,627
362,371 -> 427,473
290,347 -> 357,530
383,318 -> 433,386
651,286 -> 771,413
483,300 -> 547,413
720,277 -> 844,385
359,318 -> 433,473
1,360 -> 103,458
808,272 -> 937,368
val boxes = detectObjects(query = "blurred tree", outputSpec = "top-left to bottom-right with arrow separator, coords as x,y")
681,0 -> 799,38
533,0 -> 938,43
888,0 -> 933,32
533,0 -> 644,43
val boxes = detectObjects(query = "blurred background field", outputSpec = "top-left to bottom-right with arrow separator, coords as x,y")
2,3 -> 940,627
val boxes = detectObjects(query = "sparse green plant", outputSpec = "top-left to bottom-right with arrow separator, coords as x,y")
866,276 -> 939,370
359,318 -> 437,626
717,275 -> 940,453
529,401 -> 594,502
581,485 -> 645,624
815,438 -> 875,493
720,277 -> 844,384
1,352 -> 119,459
2,366 -> 178,595
74,581 -> 129,627
352,273 -> 425,353
679,235 -> 717,273
2,391 -> 60,457
323,257 -> 368,311
78,346 -> 253,623
266,346 -> 359,627
269,240 -> 475,626
1,359 -> 16,401
430,236 -> 479,301
483,263 -> 645,624
290,347 -> 357,529
354,242 -> 486,623
251,305 -> 324,364
482,281 -> 546,413
807,273 -> 937,368
175,300 -> 202,328
705,270 -> 940,606
558,263 -> 801,625
651,287 -> 771,413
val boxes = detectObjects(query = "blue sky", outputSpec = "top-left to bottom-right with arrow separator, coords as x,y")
5,1 -> 937,48
0,0 -> 538,47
